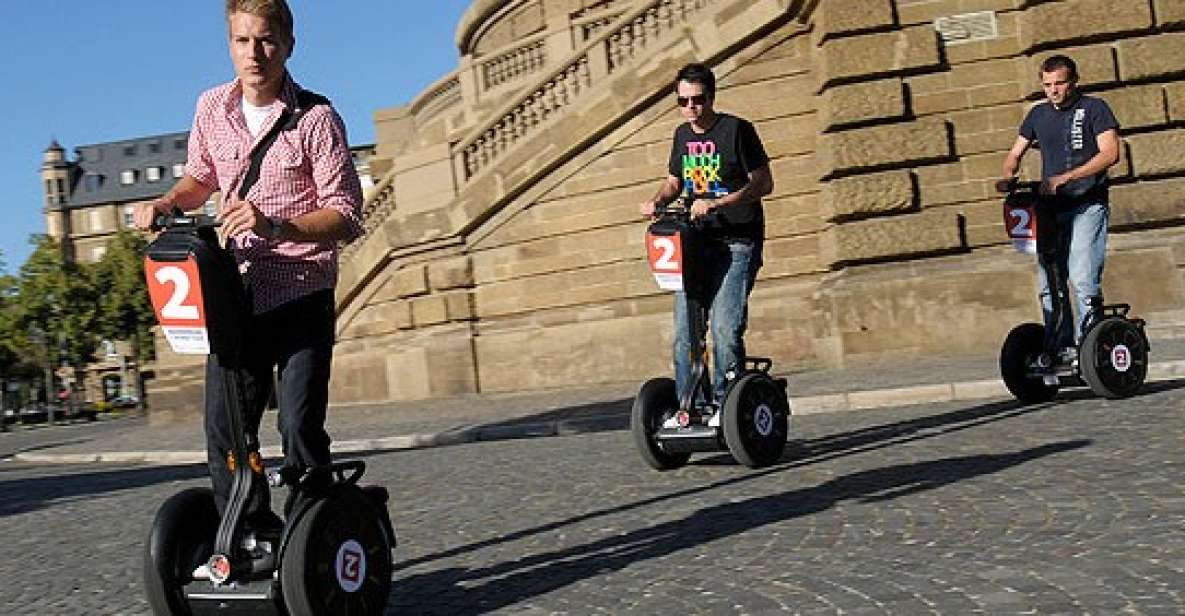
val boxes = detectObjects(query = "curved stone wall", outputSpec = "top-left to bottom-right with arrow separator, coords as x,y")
329,0 -> 1185,405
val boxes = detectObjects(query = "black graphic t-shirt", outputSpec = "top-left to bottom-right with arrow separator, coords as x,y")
667,113 -> 770,241
1019,94 -> 1119,202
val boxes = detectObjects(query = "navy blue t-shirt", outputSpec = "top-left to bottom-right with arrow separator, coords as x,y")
1019,94 -> 1119,201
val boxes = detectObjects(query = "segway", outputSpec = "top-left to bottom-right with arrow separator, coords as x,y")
631,192 -> 790,470
141,212 -> 395,615
997,179 -> 1149,402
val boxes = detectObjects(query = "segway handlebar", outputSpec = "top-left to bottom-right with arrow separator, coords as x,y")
995,178 -> 1046,196
150,208 -> 220,232
652,192 -> 717,219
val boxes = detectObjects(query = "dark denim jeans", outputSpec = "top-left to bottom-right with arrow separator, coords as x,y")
673,240 -> 762,404
204,289 -> 335,516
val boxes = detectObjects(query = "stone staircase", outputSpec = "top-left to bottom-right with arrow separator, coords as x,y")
336,0 -> 813,315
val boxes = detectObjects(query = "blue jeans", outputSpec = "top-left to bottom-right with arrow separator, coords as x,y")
673,241 -> 761,404
1037,200 -> 1108,348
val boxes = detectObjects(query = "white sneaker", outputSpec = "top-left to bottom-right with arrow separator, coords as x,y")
191,563 -> 212,580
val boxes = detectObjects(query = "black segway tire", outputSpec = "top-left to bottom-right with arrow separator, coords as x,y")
630,377 -> 691,471
1080,317 -> 1148,399
280,484 -> 393,616
1000,322 -> 1058,404
144,487 -> 220,616
722,373 -> 789,469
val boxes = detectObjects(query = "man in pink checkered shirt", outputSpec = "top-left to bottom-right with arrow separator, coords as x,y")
133,0 -> 362,527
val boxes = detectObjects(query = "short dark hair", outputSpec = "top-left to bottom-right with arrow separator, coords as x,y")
676,63 -> 716,99
1040,55 -> 1079,81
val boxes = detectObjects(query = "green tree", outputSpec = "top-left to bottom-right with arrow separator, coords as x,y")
0,271 -> 38,414
92,229 -> 156,364
13,235 -> 99,376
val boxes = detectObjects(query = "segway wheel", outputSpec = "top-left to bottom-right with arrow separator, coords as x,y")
630,377 -> 691,471
722,373 -> 789,469
144,487 -> 220,616
1080,317 -> 1148,399
281,484 -> 393,616
1000,322 -> 1058,403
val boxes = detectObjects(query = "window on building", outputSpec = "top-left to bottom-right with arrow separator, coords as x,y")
146,166 -> 162,182
91,245 -> 107,261
148,141 -> 161,154
174,137 -> 187,150
172,163 -> 186,178
120,170 -> 136,185
123,144 -> 137,157
122,206 -> 135,228
56,178 -> 65,195
89,209 -> 103,232
84,174 -> 102,193
45,179 -> 53,194
202,198 -> 218,216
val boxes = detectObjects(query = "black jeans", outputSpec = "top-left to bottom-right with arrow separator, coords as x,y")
204,289 -> 335,516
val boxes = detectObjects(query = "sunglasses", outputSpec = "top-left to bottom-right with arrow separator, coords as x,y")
676,94 -> 708,107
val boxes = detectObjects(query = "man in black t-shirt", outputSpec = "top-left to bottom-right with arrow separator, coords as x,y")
1002,55 -> 1121,353
639,63 -> 773,405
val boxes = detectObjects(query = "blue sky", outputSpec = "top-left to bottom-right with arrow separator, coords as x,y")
0,1 -> 473,273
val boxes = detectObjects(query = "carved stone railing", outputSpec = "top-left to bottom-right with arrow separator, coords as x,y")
571,0 -> 628,42
340,173 -> 396,260
456,0 -> 720,182
408,71 -> 462,127
608,1 -> 713,69
479,35 -> 549,91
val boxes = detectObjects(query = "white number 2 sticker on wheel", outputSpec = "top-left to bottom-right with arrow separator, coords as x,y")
144,256 -> 211,355
1003,202 -> 1037,254
646,231 -> 684,292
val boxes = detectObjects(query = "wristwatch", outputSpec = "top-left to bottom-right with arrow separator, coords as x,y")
265,216 -> 284,240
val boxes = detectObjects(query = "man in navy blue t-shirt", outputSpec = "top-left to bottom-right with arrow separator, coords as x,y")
1002,54 -> 1121,353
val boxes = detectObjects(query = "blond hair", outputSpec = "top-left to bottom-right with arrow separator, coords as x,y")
225,0 -> 294,45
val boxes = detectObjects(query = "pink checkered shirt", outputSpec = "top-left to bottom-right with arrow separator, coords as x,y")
186,74 -> 363,314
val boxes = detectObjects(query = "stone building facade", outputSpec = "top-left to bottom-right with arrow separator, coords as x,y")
144,0 -> 1185,415
326,0 -> 1185,406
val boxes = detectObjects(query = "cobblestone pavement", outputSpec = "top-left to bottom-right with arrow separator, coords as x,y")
2,380 -> 1184,614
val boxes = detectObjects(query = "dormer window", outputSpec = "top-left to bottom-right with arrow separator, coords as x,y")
123,144 -> 137,157
172,163 -> 186,178
146,166 -> 162,182
84,174 -> 103,193
120,170 -> 137,185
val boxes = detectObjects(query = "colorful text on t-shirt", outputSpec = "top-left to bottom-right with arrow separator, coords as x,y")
682,140 -> 728,197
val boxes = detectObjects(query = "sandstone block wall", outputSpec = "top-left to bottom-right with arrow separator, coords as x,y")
324,0 -> 1185,406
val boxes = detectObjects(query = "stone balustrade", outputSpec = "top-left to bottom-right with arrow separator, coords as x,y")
408,72 -> 462,127
340,173 -> 397,260
479,36 -> 549,91
457,0 -> 719,182
571,4 -> 628,42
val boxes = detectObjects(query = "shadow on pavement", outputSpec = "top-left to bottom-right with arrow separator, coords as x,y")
396,395 -> 1052,574
0,463 -> 207,518
391,439 -> 1090,614
496,398 -> 630,425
